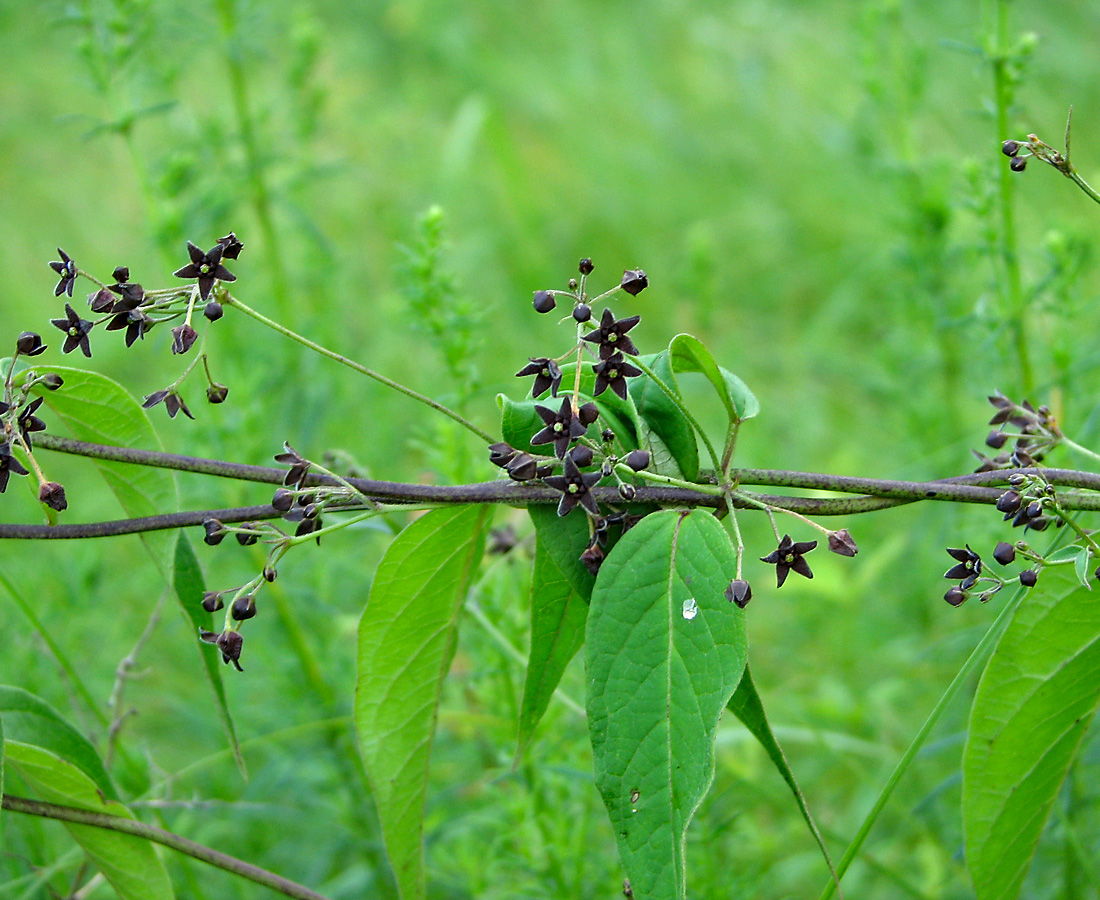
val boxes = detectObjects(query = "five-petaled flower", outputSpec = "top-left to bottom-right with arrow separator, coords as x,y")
173,240 -> 237,300
593,352 -> 642,400
0,442 -> 29,493
50,303 -> 93,357
944,545 -> 982,590
582,308 -> 641,359
531,397 -> 589,459
49,248 -> 77,297
515,357 -> 563,399
760,534 -> 818,588
541,452 -> 602,517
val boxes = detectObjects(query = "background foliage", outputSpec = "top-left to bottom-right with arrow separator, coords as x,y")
3,0 -> 1100,897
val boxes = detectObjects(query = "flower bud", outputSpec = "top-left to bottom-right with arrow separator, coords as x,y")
827,529 -> 858,557
624,449 -> 651,472
724,579 -> 752,608
992,541 -> 1016,565
618,483 -> 636,501
16,332 -> 46,356
944,587 -> 967,606
579,258 -> 594,275
204,301 -> 224,322
573,304 -> 592,323
1019,569 -> 1038,587
569,445 -> 594,468
201,591 -> 224,612
171,324 -> 199,355
533,290 -> 556,313
203,518 -> 226,546
568,278 -> 579,290
1001,140 -> 1020,157
112,266 -> 130,283
215,630 -> 244,670
231,595 -> 257,621
38,373 -> 64,390
38,481 -> 67,511
620,269 -> 648,296
206,383 -> 229,404
1010,156 -> 1027,172
985,430 -> 1008,449
272,488 -> 295,511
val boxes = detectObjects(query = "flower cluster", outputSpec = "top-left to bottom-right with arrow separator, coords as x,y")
942,541 -> 1040,606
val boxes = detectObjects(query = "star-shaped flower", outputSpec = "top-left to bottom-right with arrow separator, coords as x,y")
173,241 -> 236,300
760,534 -> 818,588
542,452 -> 602,517
0,442 -> 30,493
531,397 -> 589,458
105,308 -> 153,347
593,352 -> 642,400
582,308 -> 641,359
515,357 -> 563,399
944,545 -> 982,589
49,248 -> 77,297
50,303 -> 93,357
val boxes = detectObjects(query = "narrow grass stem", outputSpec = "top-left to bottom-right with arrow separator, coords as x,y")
223,294 -> 494,443
1,794 -> 332,900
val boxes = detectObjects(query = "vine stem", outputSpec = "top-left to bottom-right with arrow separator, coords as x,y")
223,293 -> 495,444
1,793 -> 333,900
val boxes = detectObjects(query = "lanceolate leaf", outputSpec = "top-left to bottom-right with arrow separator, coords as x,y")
515,535 -> 588,761
727,666 -> 840,892
629,351 -> 699,482
172,533 -> 245,778
0,685 -> 116,800
4,741 -> 174,900
587,509 -> 746,899
355,505 -> 490,900
964,566 -> 1100,900
668,333 -> 760,423
529,503 -> 595,599
31,367 -> 178,574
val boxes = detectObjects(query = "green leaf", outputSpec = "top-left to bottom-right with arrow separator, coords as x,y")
355,505 -> 490,900
587,509 -> 747,899
1073,546 -> 1092,589
0,714 -> 5,834
668,333 -> 760,423
0,685 -> 116,800
171,533 -> 245,778
528,503 -> 596,599
728,666 -> 840,891
515,535 -> 589,761
4,741 -> 174,900
629,351 -> 699,482
964,565 -> 1100,900
30,367 -> 178,574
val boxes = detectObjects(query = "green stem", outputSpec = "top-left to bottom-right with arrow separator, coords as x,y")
991,0 -> 1032,395
1,794 -> 332,900
224,294 -> 494,443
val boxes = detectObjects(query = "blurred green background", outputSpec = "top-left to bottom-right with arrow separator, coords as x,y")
4,1 -> 1100,897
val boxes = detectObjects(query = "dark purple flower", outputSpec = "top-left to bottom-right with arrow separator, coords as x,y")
38,481 -> 67,511
827,529 -> 858,557
593,353 -> 642,400
944,545 -> 982,583
173,241 -> 236,300
531,397 -> 589,459
216,232 -> 244,259
541,452 -> 602,517
16,332 -> 46,356
516,358 -> 563,399
760,534 -> 817,588
50,303 -> 93,357
620,269 -> 648,296
49,248 -> 77,297
274,442 -> 311,488
17,397 -> 47,447
142,389 -> 194,419
171,323 -> 199,355
583,308 -> 641,359
106,309 -> 153,347
0,442 -> 30,493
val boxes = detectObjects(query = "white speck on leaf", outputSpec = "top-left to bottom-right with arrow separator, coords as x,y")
682,598 -> 698,620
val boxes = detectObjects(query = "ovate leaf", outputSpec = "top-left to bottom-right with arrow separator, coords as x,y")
964,566 -> 1100,900
4,741 -> 174,900
31,367 -> 178,574
728,666 -> 839,891
355,505 -> 490,900
0,685 -> 116,800
587,509 -> 747,899
515,536 -> 588,761
172,533 -> 245,778
668,334 -> 760,423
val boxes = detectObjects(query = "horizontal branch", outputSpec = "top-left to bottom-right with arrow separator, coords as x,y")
2,434 -> 1096,541
1,793 -> 332,900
